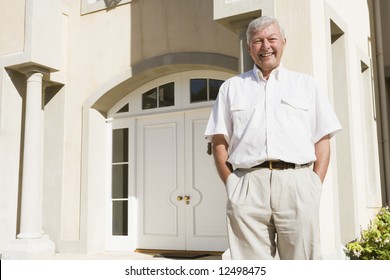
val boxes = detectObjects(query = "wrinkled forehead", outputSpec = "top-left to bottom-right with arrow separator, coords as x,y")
247,21 -> 285,44
251,23 -> 284,38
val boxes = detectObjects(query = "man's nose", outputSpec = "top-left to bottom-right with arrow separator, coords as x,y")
261,39 -> 270,49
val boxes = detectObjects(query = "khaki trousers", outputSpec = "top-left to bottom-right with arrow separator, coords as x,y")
225,167 -> 322,260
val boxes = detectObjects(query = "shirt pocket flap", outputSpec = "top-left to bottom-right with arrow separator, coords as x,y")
230,100 -> 258,111
281,95 -> 309,111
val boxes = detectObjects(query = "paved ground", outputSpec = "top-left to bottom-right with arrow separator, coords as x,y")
50,251 -> 222,260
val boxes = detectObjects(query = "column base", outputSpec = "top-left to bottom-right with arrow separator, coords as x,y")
2,237 -> 55,260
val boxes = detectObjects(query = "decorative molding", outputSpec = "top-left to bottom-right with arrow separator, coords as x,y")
87,52 -> 238,114
19,65 -> 51,75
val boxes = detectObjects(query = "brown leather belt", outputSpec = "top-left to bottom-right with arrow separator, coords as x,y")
251,160 -> 311,170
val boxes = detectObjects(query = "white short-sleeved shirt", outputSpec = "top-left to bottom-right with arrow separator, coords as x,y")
205,65 -> 342,170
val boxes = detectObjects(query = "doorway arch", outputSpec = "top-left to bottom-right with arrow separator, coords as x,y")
80,53 -> 238,253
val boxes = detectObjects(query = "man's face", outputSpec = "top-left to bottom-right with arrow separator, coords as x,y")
248,23 -> 286,77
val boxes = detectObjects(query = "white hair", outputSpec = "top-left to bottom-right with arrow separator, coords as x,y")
246,16 -> 285,45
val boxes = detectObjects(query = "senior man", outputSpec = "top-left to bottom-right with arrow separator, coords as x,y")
205,16 -> 341,260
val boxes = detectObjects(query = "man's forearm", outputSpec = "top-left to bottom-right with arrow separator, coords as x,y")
212,134 -> 232,184
313,135 -> 330,183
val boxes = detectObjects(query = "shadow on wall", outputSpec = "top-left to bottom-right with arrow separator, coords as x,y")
104,0 -> 122,9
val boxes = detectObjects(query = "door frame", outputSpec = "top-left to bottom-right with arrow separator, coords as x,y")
105,71 -> 233,252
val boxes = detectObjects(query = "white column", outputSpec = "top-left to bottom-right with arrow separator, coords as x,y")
2,69 -> 55,259
18,71 -> 44,239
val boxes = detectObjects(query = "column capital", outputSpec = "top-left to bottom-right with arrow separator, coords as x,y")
19,65 -> 51,76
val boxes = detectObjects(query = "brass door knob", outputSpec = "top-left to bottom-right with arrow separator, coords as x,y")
177,196 -> 183,201
184,196 -> 190,201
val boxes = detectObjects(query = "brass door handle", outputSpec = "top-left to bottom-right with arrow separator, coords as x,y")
177,196 -> 190,204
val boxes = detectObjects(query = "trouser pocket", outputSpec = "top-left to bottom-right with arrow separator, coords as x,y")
225,171 -> 240,199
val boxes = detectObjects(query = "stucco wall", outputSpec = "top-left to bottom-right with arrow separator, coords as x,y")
130,0 -> 237,65
326,0 -> 382,225
0,0 -> 25,56
0,70 -> 24,253
275,0 -> 313,75
57,0 -> 133,242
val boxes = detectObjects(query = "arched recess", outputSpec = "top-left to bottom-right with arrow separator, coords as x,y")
90,52 -> 238,116
79,52 -> 238,253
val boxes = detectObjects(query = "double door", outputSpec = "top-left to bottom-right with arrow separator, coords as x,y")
136,110 -> 228,251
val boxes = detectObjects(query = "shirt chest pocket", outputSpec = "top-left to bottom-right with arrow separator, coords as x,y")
230,105 -> 257,138
280,96 -> 310,125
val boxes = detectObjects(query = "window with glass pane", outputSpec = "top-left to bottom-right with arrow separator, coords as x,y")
112,201 -> 128,235
190,79 -> 207,103
116,103 -> 129,113
190,78 -> 223,103
159,82 -> 174,107
111,128 -> 129,236
142,83 -> 175,110
112,129 -> 128,163
142,88 -> 158,110
112,165 -> 128,199
209,79 -> 223,100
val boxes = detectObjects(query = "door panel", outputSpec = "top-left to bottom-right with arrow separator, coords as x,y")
136,110 -> 228,251
185,110 -> 228,251
136,114 -> 185,250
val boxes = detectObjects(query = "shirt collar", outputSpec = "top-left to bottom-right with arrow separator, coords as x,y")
253,64 -> 284,82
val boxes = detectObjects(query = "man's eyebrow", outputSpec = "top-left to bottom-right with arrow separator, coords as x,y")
254,32 -> 278,37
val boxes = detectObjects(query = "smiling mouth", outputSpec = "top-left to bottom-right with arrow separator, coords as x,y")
260,52 -> 274,58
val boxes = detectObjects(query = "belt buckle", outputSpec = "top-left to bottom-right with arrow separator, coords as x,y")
269,160 -> 274,170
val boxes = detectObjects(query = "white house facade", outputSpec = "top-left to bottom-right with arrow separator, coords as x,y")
0,0 -> 389,259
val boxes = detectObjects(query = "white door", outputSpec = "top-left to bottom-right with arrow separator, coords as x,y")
184,110 -> 228,251
136,113 -> 186,250
136,110 -> 228,251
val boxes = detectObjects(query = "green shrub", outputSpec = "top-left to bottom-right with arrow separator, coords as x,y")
345,206 -> 390,260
